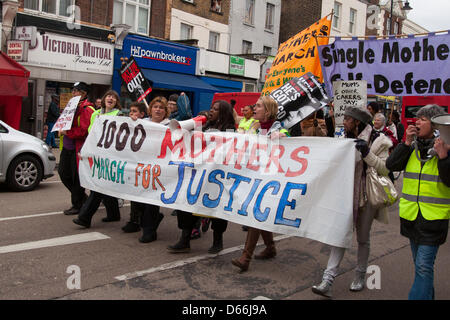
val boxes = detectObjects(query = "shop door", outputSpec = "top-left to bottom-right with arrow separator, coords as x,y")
20,81 -> 35,134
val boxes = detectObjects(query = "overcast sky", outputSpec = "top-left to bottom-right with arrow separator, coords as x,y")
406,0 -> 450,32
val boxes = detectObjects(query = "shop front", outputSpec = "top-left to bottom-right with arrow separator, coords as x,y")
113,35 -> 221,115
19,31 -> 114,138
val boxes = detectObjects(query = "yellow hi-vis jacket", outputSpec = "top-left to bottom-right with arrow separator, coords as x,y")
400,151 -> 450,221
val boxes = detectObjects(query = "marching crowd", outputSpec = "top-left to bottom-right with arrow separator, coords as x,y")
53,81 -> 449,300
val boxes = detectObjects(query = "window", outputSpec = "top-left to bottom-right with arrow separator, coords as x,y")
349,8 -> 356,34
180,23 -> 193,40
394,21 -> 399,35
242,40 -> 252,54
211,0 -> 222,13
263,46 -> 272,55
113,0 -> 150,35
265,3 -> 275,31
333,2 -> 341,29
24,0 -> 75,17
244,0 -> 255,25
244,83 -> 256,92
209,32 -> 220,51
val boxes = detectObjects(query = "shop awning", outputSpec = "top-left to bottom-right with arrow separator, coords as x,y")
0,52 -> 30,97
141,69 -> 218,93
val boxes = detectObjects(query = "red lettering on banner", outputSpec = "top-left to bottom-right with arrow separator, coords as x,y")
157,129 -> 186,159
223,137 -> 249,169
265,145 -> 286,173
190,132 -> 207,158
207,135 -> 231,163
246,143 -> 268,171
285,146 -> 309,177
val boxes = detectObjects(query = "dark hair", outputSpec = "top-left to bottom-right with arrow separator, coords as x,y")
169,93 -> 179,102
101,90 -> 122,110
391,110 -> 400,122
230,99 -> 236,107
129,102 -> 147,115
205,100 -> 235,132
368,102 -> 380,113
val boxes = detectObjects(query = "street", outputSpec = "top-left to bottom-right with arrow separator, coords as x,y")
0,151 -> 449,301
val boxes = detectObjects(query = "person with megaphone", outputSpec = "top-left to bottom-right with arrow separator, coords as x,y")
386,104 -> 450,300
167,100 -> 236,254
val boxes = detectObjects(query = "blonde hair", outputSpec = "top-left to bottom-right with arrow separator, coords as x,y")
259,96 -> 278,120
149,96 -> 170,119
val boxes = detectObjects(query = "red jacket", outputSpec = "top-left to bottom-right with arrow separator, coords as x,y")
65,98 -> 95,166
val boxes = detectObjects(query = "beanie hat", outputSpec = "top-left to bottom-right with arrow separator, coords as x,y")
344,106 -> 373,125
73,81 -> 90,93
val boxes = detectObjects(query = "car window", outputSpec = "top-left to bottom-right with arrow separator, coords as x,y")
0,123 -> 8,133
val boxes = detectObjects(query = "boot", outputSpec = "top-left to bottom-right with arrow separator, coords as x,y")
139,212 -> 164,243
167,229 -> 191,253
311,279 -> 333,298
208,231 -> 224,254
254,231 -> 276,260
349,271 -> 366,292
231,228 -> 259,272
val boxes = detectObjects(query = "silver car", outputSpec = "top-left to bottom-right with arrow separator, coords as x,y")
0,120 -> 56,191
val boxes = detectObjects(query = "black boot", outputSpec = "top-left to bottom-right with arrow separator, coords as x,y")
208,231 -> 223,254
167,229 -> 191,253
139,212 -> 164,243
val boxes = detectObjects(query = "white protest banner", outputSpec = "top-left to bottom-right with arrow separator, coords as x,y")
332,80 -> 367,128
79,116 -> 356,248
52,96 -> 81,132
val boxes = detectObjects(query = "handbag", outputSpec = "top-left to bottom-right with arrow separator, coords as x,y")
365,166 -> 399,208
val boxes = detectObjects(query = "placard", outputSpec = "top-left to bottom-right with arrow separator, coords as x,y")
52,96 -> 81,132
120,56 -> 152,102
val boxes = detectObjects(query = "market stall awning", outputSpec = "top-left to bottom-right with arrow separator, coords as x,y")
0,52 -> 30,97
141,69 -> 218,93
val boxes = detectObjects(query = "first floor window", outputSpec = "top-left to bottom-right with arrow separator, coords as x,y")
180,23 -> 193,40
242,40 -> 252,54
209,32 -> 220,51
113,0 -> 150,35
24,0 -> 74,17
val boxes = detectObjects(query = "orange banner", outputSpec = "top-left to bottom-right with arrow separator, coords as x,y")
262,16 -> 331,96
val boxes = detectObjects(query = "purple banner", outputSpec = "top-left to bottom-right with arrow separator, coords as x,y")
319,33 -> 450,97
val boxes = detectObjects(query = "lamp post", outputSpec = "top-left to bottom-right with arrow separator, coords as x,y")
389,0 -> 413,35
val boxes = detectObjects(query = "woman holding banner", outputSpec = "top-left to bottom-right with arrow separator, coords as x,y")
312,105 -> 393,297
231,96 -> 289,272
137,96 -> 171,243
72,90 -> 123,228
167,100 -> 236,254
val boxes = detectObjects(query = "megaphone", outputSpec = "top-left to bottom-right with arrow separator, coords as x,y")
431,114 -> 450,145
169,116 -> 207,140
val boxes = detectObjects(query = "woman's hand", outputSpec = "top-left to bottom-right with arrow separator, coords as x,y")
434,137 -> 450,159
404,124 -> 418,146
270,131 -> 287,140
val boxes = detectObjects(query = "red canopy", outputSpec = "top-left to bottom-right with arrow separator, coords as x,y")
0,51 -> 30,97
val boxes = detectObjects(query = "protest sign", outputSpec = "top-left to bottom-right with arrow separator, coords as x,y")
270,72 -> 330,129
79,116 -> 356,248
319,33 -> 450,97
52,95 -> 81,132
332,80 -> 367,128
120,56 -> 152,102
262,16 -> 331,96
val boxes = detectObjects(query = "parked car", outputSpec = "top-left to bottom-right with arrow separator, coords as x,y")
0,120 -> 56,191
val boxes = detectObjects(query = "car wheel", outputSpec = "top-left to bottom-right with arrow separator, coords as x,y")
7,155 -> 43,191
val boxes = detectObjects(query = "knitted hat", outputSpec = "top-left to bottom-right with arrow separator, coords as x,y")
344,106 -> 373,125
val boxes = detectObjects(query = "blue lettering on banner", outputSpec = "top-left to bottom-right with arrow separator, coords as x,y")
161,161 -> 194,204
158,161 -> 307,229
237,179 -> 263,216
254,181 -> 281,222
202,170 -> 225,208
187,169 -> 206,205
275,182 -> 306,228
224,172 -> 251,212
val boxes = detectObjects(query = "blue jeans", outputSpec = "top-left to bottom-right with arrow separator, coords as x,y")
45,122 -> 57,147
408,240 -> 439,300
